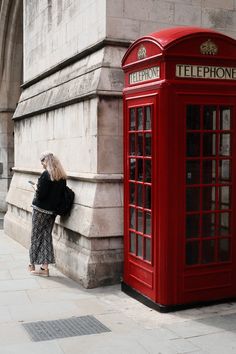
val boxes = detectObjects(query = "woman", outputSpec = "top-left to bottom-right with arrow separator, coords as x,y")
28,152 -> 67,276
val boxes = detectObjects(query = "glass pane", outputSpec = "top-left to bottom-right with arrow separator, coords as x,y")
137,108 -> 143,130
203,106 -> 216,130
129,207 -> 136,229
219,212 -> 230,236
129,183 -> 135,204
137,133 -> 143,156
186,105 -> 200,130
145,185 -> 151,209
219,186 -> 230,210
203,133 -> 216,156
220,107 -> 231,130
202,213 -> 216,237
137,184 -> 143,207
144,133 -> 151,156
186,241 -> 199,265
130,232 -> 136,253
144,211 -> 151,235
202,240 -> 215,264
137,209 -> 143,233
137,159 -> 143,181
186,188 -> 200,211
219,134 -> 231,156
186,133 -> 200,157
137,235 -> 143,257
129,133 -> 135,156
219,160 -> 230,182
186,214 -> 200,238
202,186 -> 215,210
130,108 -> 136,131
144,159 -> 151,182
218,239 -> 230,262
129,158 -> 136,180
144,238 -> 151,261
186,160 -> 200,184
145,106 -> 151,130
202,160 -> 216,184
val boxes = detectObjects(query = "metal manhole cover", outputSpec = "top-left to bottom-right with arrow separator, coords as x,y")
22,315 -> 111,342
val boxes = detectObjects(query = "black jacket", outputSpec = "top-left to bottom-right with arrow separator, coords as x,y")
32,170 -> 66,213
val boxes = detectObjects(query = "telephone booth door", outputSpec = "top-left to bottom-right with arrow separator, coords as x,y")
177,95 -> 236,304
124,94 -> 157,301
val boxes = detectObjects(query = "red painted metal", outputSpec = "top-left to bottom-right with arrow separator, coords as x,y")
122,27 -> 236,308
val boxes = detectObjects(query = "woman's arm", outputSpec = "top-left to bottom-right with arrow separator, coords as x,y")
35,171 -> 51,201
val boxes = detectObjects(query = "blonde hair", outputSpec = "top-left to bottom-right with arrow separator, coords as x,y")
40,151 -> 67,181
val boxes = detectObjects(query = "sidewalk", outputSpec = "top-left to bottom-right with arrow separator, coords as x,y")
0,230 -> 236,354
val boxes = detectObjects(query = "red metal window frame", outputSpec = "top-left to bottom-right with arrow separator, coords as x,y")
127,104 -> 153,264
185,104 -> 233,267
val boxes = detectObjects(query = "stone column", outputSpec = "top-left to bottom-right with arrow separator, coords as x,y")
0,0 -> 22,213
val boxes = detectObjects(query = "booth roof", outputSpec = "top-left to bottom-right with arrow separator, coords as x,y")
147,26 -> 230,49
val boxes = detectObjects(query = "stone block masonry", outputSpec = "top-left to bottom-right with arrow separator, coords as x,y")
4,0 -> 236,287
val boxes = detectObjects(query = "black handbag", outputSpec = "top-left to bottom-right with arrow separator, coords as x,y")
56,186 -> 75,216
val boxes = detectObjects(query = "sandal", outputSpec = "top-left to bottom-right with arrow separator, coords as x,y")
28,264 -> 35,272
37,267 -> 49,277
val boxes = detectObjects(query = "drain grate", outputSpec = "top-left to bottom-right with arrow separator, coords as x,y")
22,315 -> 111,342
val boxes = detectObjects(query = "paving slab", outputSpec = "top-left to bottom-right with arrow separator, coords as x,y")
0,341 -> 64,354
0,230 -> 236,354
0,278 -> 41,292
26,287 -> 94,303
0,323 -> 30,345
0,270 -> 12,280
8,301 -> 81,322
0,290 -> 31,306
0,306 -> 11,322
188,330 -> 236,354
58,332 -> 151,354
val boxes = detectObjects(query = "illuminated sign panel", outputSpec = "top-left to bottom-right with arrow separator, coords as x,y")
129,66 -> 160,84
176,64 -> 236,80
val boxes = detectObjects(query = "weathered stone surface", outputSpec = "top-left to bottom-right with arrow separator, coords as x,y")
174,4 -> 201,25
202,0 -> 234,10
4,0 -> 236,289
4,202 -> 123,288
24,0 -> 106,82
202,8 -> 236,29
13,47 -> 125,120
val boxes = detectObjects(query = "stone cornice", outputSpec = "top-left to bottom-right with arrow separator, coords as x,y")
12,167 -> 123,183
21,38 -> 131,90
12,89 -> 123,120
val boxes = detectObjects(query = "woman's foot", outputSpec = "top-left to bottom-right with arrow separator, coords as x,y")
28,264 -> 35,272
33,267 -> 49,277
30,267 -> 49,277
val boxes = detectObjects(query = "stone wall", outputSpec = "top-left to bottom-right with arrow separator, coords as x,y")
4,0 -> 236,287
5,41 -> 125,287
23,0 -> 106,82
107,0 -> 236,40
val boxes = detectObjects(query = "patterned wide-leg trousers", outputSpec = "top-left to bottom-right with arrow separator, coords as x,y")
29,209 -> 56,265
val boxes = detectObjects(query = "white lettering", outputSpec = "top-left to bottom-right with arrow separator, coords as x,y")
176,64 -> 236,80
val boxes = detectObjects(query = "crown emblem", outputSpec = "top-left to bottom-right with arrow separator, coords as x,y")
137,45 -> 147,60
200,39 -> 218,55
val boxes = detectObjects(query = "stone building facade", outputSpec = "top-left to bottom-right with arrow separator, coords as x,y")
2,0 -> 236,287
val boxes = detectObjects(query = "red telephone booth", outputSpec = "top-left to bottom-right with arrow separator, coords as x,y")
122,27 -> 236,312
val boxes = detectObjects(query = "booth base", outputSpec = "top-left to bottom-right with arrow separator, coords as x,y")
121,282 -> 236,313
